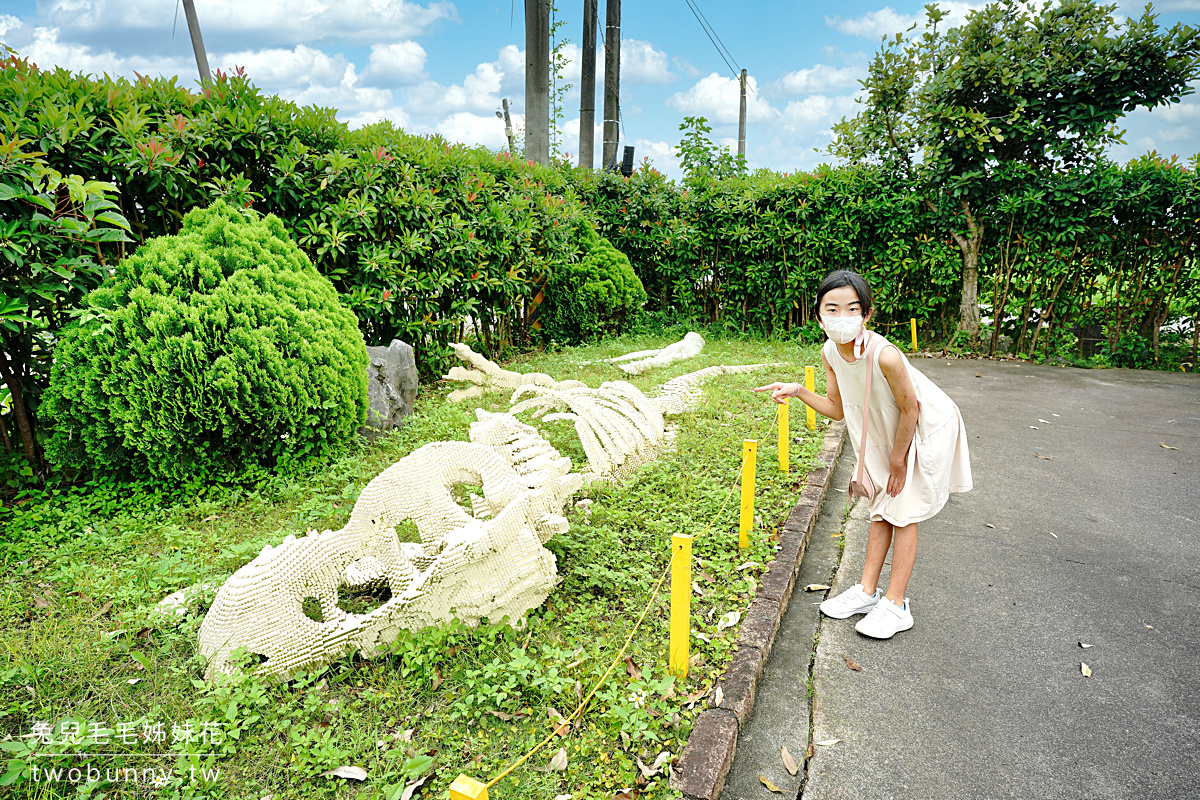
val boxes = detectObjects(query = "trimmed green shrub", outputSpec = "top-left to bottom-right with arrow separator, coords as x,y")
41,201 -> 368,481
542,227 -> 647,344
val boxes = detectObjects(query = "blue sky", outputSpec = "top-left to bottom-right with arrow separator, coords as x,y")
2,0 -> 1197,177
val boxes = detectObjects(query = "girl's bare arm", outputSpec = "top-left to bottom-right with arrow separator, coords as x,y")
753,352 -> 845,420
879,346 -> 920,496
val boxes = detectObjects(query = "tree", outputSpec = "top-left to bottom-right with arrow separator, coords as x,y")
831,0 -> 1200,339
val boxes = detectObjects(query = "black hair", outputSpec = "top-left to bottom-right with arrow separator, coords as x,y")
814,269 -> 873,319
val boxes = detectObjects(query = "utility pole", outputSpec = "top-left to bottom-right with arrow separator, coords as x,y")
738,68 -> 747,158
602,0 -> 621,169
497,99 -> 517,154
525,0 -> 550,165
578,0 -> 598,169
181,0 -> 211,86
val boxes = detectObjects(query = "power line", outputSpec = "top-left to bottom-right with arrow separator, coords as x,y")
687,0 -> 740,75
681,0 -> 739,80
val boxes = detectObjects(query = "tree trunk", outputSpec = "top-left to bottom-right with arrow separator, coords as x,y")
0,356 -> 40,468
1015,277 -> 1037,356
1029,270 -> 1068,356
929,197 -> 982,340
1192,315 -> 1198,369
0,412 -> 12,454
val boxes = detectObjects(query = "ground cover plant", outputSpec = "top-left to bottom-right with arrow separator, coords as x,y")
0,331 -> 828,800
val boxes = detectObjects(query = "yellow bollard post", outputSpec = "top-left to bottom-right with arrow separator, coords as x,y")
911,318 -> 918,352
778,399 -> 789,473
739,440 -> 757,550
804,366 -> 816,431
449,775 -> 488,800
669,533 -> 692,679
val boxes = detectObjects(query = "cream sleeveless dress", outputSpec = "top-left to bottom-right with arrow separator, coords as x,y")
823,331 -> 972,526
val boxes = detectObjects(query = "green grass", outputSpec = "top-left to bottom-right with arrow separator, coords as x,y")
0,330 -> 829,800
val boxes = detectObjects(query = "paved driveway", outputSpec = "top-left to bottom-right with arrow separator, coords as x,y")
803,359 -> 1200,800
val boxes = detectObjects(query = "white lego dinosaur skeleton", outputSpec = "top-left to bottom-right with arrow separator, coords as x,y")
196,413 -> 581,681
605,331 -> 706,374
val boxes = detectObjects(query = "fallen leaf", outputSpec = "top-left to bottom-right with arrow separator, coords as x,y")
548,708 -> 570,737
1081,663 -> 1092,678
717,611 -> 741,630
624,655 -> 643,681
804,584 -> 831,592
684,688 -> 707,704
1161,443 -> 1178,449
737,562 -> 762,572
320,766 -> 367,781
807,742 -> 815,759
816,739 -> 842,746
713,686 -> 724,707
532,747 -> 568,772
201,514 -> 218,522
486,711 -> 513,721
32,594 -> 52,609
613,788 -> 640,800
1146,624 -> 1154,629
1079,642 -> 1093,649
975,373 -> 981,378
695,632 -> 712,643
696,571 -> 715,583
1038,419 -> 1052,424
985,524 -> 995,529
759,774 -> 782,793
692,581 -> 704,597
1029,425 -> 1039,429
1049,532 -> 1058,539
431,666 -> 443,691
554,796 -> 572,800
781,746 -> 798,776
636,751 -> 672,779
89,601 -> 114,619
127,678 -> 141,685
844,657 -> 861,672
1035,452 -> 1053,460
397,777 -> 427,800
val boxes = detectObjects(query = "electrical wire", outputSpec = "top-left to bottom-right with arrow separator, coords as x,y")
686,0 -> 741,75
682,0 -> 739,80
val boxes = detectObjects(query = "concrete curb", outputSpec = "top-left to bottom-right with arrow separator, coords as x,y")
670,420 -> 847,800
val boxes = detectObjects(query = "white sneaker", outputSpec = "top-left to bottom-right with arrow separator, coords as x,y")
855,597 -> 914,639
819,583 -> 881,619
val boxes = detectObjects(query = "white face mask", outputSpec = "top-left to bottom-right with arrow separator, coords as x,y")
821,314 -> 864,344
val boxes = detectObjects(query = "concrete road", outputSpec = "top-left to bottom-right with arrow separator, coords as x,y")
801,359 -> 1200,800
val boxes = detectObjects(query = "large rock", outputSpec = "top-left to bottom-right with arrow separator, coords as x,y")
360,339 -> 417,440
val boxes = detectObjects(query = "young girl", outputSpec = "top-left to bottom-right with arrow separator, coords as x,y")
754,270 -> 972,639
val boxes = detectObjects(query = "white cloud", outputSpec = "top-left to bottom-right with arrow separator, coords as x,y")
667,73 -> 777,125
342,106 -> 411,131
39,0 -> 456,49
218,45 -> 348,89
0,14 -> 21,37
779,94 -> 859,132
404,45 -> 524,117
15,24 -> 192,79
435,112 -> 510,150
826,3 -> 982,39
363,41 -> 427,86
564,39 -> 676,87
632,139 -> 679,175
777,64 -> 864,96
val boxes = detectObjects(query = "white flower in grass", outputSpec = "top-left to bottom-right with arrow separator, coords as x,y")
629,689 -> 647,708
151,773 -> 169,788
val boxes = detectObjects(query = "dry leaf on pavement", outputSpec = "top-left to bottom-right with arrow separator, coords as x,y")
1081,663 -> 1092,677
845,657 -> 862,672
816,739 -> 842,746
713,686 -> 724,707
1034,452 -> 1053,460
1161,443 -> 1178,449
320,766 -> 367,781
759,774 -> 782,793
781,746 -> 798,776
1079,643 -> 1092,649
804,584 -> 831,592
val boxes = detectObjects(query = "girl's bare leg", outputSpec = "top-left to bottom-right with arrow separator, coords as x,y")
860,519 -> 893,594
884,523 -> 918,605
